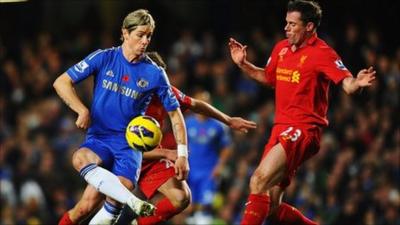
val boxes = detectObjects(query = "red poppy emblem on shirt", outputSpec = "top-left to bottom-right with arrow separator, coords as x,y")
122,75 -> 129,82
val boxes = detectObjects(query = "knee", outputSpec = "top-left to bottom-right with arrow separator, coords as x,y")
249,170 -> 270,193
167,187 -> 191,210
72,150 -> 87,171
72,149 -> 98,171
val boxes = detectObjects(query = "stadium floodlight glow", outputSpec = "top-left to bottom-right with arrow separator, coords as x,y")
0,0 -> 28,3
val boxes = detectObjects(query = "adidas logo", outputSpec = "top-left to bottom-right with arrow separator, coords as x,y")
106,70 -> 114,77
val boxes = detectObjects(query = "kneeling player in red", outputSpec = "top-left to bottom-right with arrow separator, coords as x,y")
59,52 -> 256,225
115,52 -> 257,225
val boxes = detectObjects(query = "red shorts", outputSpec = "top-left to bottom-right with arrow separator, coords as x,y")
262,124 -> 321,188
138,159 -> 175,199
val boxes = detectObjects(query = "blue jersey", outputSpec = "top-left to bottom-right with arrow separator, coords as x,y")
67,46 -> 179,135
186,115 -> 231,176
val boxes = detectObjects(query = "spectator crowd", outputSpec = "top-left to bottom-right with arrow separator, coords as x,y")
1,2 -> 399,225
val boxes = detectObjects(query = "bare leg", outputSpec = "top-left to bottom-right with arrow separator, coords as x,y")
268,185 -> 285,216
241,143 -> 287,225
157,177 -> 191,210
68,185 -> 104,223
249,143 -> 287,194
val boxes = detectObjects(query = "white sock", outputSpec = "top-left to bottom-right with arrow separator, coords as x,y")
89,201 -> 121,225
79,164 -> 140,204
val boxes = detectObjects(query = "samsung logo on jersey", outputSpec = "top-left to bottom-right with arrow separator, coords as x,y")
102,79 -> 142,99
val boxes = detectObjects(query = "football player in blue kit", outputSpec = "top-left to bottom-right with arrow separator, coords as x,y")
185,89 -> 233,222
54,9 -> 189,225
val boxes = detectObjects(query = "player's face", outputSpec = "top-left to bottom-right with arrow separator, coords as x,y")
285,11 -> 307,46
123,25 -> 154,56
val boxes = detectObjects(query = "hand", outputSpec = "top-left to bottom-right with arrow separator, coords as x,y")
174,156 -> 189,181
228,38 -> 248,66
229,117 -> 257,133
163,149 -> 178,161
356,66 -> 376,87
76,108 -> 90,129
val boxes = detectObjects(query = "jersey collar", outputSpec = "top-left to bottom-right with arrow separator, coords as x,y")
118,46 -> 145,65
306,33 -> 318,45
284,33 -> 318,51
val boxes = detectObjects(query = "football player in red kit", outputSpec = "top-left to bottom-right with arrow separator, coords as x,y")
229,1 -> 376,225
119,52 -> 257,225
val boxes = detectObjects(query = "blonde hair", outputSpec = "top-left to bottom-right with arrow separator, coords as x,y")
121,9 -> 155,41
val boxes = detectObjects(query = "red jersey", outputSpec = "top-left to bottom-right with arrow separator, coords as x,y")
139,87 -> 191,198
145,86 -> 192,127
265,34 -> 352,126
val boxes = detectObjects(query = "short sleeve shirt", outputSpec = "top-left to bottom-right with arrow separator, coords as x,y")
145,86 -> 192,128
66,47 -> 179,135
264,34 -> 352,126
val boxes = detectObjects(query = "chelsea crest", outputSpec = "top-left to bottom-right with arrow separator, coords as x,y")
136,78 -> 149,88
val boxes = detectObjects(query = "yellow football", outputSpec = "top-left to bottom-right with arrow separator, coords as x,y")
125,115 -> 162,152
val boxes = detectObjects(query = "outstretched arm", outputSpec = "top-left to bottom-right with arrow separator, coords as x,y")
53,73 -> 90,129
190,98 -> 257,133
342,66 -> 376,94
142,148 -> 177,161
167,109 -> 189,181
229,38 -> 269,85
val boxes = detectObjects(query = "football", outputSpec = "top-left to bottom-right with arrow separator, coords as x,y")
125,115 -> 162,152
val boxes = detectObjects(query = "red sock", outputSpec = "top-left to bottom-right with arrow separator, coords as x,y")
58,212 -> 76,225
240,194 -> 270,225
137,197 -> 179,225
270,203 -> 317,225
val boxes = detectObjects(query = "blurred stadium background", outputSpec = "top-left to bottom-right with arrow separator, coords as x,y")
1,0 -> 399,224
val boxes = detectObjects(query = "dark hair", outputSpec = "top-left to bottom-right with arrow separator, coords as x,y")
147,52 -> 167,69
287,0 -> 322,28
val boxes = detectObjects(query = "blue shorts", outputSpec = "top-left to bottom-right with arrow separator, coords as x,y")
188,173 -> 217,205
80,134 -> 142,185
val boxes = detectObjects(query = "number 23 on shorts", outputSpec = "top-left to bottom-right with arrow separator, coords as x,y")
280,126 -> 302,142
